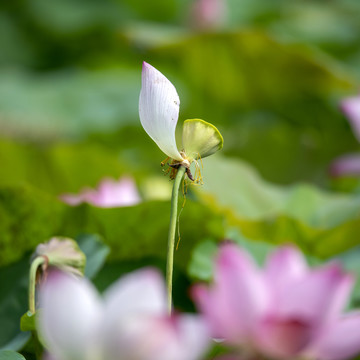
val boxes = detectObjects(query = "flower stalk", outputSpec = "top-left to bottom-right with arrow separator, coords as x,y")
139,61 -> 223,314
29,255 -> 46,314
166,165 -> 186,313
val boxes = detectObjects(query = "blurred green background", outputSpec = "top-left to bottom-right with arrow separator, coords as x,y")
2,0 -> 360,354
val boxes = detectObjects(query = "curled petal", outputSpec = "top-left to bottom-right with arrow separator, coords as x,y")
33,237 -> 86,276
182,119 -> 223,162
310,312 -> 360,360
139,62 -> 183,161
37,271 -> 103,360
341,95 -> 360,142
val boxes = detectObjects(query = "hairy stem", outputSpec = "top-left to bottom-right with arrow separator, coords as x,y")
166,165 -> 186,314
29,256 -> 46,314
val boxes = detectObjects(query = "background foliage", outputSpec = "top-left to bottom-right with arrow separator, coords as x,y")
1,0 -> 360,357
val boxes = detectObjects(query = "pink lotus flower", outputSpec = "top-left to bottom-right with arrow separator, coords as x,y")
37,269 -> 209,360
331,94 -> 360,177
193,244 -> 360,360
60,176 -> 141,208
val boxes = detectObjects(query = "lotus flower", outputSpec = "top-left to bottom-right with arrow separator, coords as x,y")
193,243 -> 360,360
139,62 -> 223,179
60,176 -> 141,208
330,94 -> 360,177
37,268 -> 209,360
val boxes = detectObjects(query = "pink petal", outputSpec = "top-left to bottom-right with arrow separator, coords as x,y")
330,154 -> 360,177
190,0 -> 227,29
341,94 -> 360,142
193,244 -> 269,344
59,193 -> 86,206
264,246 -> 308,292
310,312 -> 360,360
256,316 -> 315,358
171,315 -> 210,360
192,284 -> 226,338
85,177 -> 141,207
60,176 -> 141,208
37,271 -> 103,360
146,315 -> 209,360
104,314 -> 209,360
139,62 -> 183,161
42,352 -> 59,360
272,263 -> 353,327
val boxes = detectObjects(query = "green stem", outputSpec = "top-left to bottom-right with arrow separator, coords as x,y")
166,165 -> 186,314
29,256 -> 46,314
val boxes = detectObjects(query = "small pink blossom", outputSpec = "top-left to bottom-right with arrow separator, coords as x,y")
341,94 -> 360,143
330,153 -> 360,177
60,176 -> 141,208
190,0 -> 227,30
37,269 -> 209,360
331,94 -> 360,177
193,244 -> 360,360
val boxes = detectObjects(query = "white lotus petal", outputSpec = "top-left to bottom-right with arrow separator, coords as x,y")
104,268 -> 167,321
139,62 -> 183,161
103,269 -> 169,360
37,271 -> 103,360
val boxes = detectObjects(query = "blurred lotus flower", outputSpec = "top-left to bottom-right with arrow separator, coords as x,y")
38,268 -> 209,360
139,62 -> 223,179
193,244 -> 360,360
60,176 -> 141,208
190,0 -> 227,30
330,94 -> 360,177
